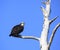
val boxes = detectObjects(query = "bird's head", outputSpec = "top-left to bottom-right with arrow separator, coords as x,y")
20,22 -> 25,26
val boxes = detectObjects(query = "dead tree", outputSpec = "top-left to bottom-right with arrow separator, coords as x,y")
10,0 -> 60,50
21,0 -> 60,50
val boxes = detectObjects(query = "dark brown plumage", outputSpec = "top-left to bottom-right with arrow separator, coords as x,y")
9,22 -> 24,38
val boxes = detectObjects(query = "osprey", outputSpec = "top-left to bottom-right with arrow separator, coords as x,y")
9,22 -> 25,38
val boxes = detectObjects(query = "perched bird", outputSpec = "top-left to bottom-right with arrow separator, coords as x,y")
9,22 -> 25,38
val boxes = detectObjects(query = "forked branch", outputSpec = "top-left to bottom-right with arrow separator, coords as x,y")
41,0 -> 51,17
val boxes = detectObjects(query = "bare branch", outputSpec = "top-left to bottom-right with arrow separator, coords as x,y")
22,36 -> 40,41
47,0 -> 51,3
10,35 -> 40,41
49,16 -> 58,24
40,6 -> 47,17
41,0 -> 51,17
42,0 -> 50,5
11,35 -> 40,41
48,23 -> 60,47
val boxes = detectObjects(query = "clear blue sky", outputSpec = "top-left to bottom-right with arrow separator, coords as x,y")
0,0 -> 60,50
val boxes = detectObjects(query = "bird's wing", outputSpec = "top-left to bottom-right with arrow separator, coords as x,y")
11,25 -> 20,33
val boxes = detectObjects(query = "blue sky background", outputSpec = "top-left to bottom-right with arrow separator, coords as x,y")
0,0 -> 60,50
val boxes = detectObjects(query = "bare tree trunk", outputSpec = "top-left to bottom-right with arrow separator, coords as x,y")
40,17 -> 49,50
40,0 -> 50,50
40,0 -> 60,50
